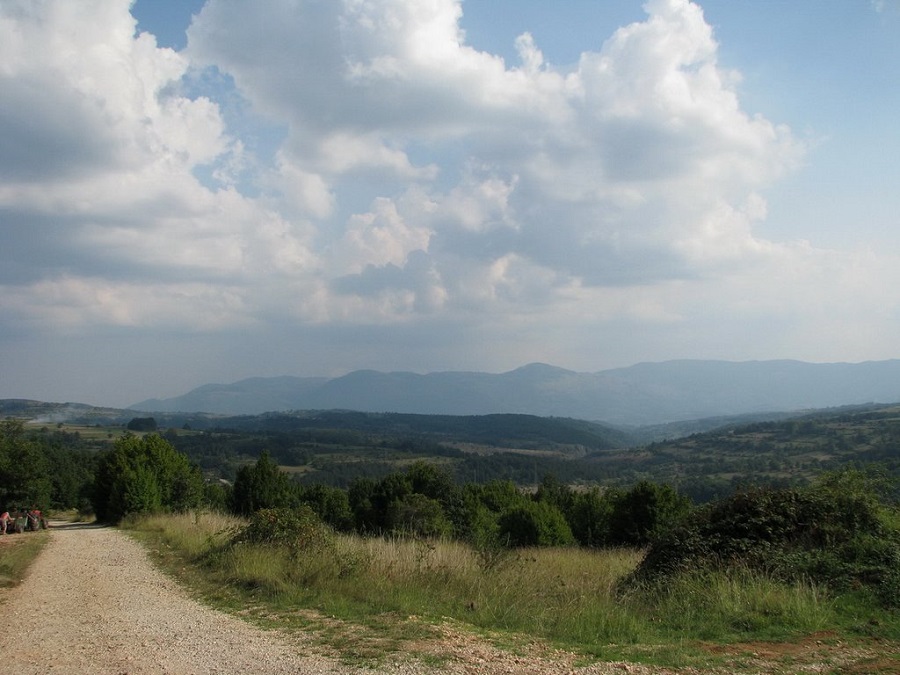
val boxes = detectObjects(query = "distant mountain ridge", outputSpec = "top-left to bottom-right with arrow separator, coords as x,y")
129,359 -> 900,426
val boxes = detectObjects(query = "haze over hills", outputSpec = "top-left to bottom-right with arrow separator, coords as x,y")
130,359 -> 900,427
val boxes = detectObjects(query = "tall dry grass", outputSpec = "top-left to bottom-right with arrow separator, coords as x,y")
127,512 -> 841,653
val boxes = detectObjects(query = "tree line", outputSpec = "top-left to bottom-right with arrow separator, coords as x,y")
226,450 -> 692,549
8,423 -> 898,604
1,418 -> 691,550
0,420 -> 96,513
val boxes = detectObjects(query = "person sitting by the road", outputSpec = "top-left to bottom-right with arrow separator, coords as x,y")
27,506 -> 47,531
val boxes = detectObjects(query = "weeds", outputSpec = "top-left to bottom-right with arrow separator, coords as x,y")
125,510 -> 900,669
0,531 -> 48,588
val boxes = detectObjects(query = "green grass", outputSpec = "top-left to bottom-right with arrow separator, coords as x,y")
126,512 -> 900,671
0,532 -> 49,589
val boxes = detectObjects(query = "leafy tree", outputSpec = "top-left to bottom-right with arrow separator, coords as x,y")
348,477 -> 379,533
230,451 -> 295,516
465,480 -> 526,514
389,493 -> 453,538
348,471 -> 413,534
568,486 -> 616,547
92,433 -> 204,523
498,500 -> 574,547
121,464 -> 163,515
126,417 -> 158,432
535,473 -> 575,514
455,480 -> 529,543
607,481 -> 692,547
298,483 -> 353,531
406,461 -> 456,501
203,480 -> 230,513
0,420 -> 52,510
43,443 -> 97,511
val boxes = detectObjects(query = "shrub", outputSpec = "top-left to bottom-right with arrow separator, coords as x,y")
224,507 -> 369,590
498,500 -> 574,547
389,493 -> 453,538
231,505 -> 333,554
629,470 -> 900,606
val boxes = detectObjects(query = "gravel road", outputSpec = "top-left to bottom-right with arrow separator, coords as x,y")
0,523 -> 678,675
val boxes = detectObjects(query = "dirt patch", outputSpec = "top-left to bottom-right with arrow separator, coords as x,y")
701,632 -> 899,673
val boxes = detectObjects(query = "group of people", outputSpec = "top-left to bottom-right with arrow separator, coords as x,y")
0,507 -> 47,534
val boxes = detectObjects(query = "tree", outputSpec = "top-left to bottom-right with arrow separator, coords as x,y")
0,420 -> 52,510
498,500 -> 575,547
389,493 -> 453,538
298,483 -> 353,531
607,481 -> 692,547
630,472 -> 900,606
348,477 -> 378,533
92,433 -> 204,523
568,487 -> 616,547
230,451 -> 295,516
535,473 -> 575,514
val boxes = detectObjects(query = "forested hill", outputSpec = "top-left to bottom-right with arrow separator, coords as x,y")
6,397 -> 900,503
130,359 -> 900,426
591,402 -> 900,499
211,410 -> 631,450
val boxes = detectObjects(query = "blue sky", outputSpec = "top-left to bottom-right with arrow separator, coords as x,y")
2,0 -> 899,406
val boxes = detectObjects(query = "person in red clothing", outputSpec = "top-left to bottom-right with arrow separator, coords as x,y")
27,506 -> 47,531
0,510 -> 11,534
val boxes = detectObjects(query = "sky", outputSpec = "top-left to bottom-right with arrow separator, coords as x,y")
2,0 -> 900,407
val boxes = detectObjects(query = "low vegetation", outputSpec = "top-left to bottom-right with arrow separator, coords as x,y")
0,531 -> 49,589
128,492 -> 900,670
631,470 -> 900,608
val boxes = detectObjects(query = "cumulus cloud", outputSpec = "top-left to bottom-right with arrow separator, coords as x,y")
4,0 -> 898,394
187,0 -> 803,300
0,0 -> 320,331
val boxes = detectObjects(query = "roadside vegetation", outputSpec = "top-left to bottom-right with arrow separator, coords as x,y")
127,493 -> 900,671
6,403 -> 900,669
0,531 -> 48,589
121,457 -> 900,670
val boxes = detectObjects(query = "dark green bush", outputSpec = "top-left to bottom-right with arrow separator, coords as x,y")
629,470 -> 900,606
498,500 -> 574,547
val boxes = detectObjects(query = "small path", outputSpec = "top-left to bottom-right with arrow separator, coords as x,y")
0,522 -> 349,675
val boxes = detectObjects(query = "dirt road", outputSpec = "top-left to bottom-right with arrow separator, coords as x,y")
0,523 -> 669,675
0,522 -> 360,675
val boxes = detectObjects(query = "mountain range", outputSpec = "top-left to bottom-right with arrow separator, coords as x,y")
130,359 -> 900,427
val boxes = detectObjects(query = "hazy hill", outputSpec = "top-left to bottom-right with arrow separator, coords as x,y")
130,359 -> 900,426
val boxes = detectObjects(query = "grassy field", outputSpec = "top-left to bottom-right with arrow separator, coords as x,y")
126,512 -> 900,672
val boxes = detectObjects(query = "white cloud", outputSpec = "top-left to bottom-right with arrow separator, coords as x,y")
4,0 -> 900,401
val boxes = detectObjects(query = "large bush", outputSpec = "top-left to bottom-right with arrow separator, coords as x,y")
498,500 -> 575,547
607,481 -> 692,547
92,433 -> 204,523
629,470 -> 900,606
231,451 -> 295,515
